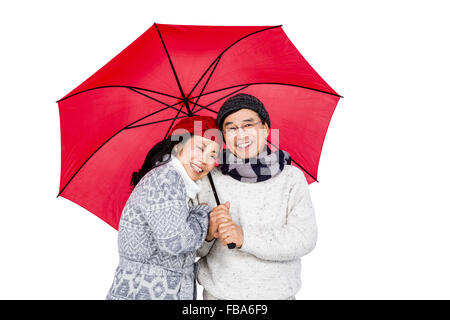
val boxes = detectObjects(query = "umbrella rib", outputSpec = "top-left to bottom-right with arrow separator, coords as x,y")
191,55 -> 222,113
266,139 -> 318,182
192,82 -> 343,99
154,23 -> 187,102
186,25 -> 282,100
125,115 -> 190,130
129,88 -> 188,115
192,85 -> 251,115
57,85 -> 179,103
57,100 -> 186,197
191,107 -> 218,118
290,157 -> 318,183
193,104 -> 218,114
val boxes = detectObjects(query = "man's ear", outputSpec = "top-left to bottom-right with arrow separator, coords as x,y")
262,123 -> 270,138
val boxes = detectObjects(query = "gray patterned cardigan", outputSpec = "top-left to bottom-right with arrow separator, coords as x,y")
106,161 -> 210,300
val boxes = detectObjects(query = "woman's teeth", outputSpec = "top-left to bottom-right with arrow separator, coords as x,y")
191,163 -> 203,173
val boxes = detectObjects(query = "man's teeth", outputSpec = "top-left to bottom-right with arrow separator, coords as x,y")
191,163 -> 203,173
237,142 -> 252,148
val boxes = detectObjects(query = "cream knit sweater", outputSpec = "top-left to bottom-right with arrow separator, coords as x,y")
196,165 -> 318,300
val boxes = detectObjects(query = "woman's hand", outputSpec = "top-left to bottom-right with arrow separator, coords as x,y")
206,201 -> 231,241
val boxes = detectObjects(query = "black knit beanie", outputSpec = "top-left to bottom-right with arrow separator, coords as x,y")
216,93 -> 271,130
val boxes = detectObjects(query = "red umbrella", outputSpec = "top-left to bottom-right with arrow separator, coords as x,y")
57,23 -> 341,229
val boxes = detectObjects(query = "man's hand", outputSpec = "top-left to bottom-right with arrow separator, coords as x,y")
206,201 -> 231,241
218,220 -> 244,248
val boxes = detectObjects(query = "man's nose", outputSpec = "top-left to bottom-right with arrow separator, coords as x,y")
235,128 -> 248,139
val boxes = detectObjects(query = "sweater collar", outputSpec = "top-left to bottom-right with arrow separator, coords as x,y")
169,156 -> 201,199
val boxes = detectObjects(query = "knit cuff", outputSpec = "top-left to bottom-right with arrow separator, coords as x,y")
189,204 -> 212,218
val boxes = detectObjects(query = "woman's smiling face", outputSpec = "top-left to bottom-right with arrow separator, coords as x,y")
176,135 -> 220,181
222,108 -> 269,159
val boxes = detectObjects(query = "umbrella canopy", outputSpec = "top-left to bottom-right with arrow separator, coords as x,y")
57,23 -> 341,229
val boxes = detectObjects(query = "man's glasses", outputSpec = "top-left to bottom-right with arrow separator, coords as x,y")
224,121 -> 262,136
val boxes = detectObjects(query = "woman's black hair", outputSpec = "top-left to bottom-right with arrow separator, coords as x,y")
130,133 -> 191,189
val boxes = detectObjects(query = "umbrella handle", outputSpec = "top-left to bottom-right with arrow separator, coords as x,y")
207,172 -> 236,250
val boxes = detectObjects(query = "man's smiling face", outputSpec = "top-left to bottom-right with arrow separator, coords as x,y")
222,108 -> 269,159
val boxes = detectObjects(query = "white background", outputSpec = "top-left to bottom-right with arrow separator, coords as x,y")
1,0 -> 449,299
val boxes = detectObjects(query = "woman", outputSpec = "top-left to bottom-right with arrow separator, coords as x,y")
106,116 -> 221,300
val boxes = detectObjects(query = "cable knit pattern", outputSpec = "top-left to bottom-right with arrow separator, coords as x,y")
106,162 -> 210,300
196,165 -> 317,300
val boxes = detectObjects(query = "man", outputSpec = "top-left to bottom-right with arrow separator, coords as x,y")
196,93 -> 318,300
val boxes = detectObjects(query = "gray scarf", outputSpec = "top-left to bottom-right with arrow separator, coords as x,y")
220,146 -> 291,183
